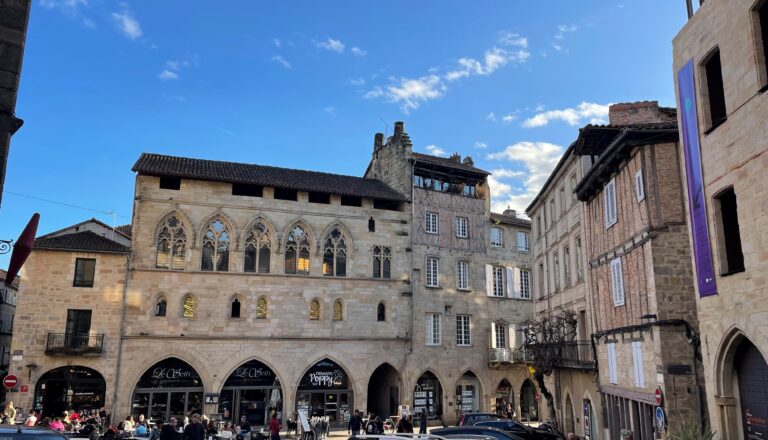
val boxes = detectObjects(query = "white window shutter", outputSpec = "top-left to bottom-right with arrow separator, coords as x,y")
485,264 -> 493,297
506,267 -> 515,298
632,342 -> 645,388
608,343 -> 618,384
635,170 -> 645,202
513,268 -> 522,298
509,324 -> 518,348
490,323 -> 497,348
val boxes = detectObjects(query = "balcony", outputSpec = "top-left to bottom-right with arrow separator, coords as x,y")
45,333 -> 104,355
557,341 -> 596,369
488,348 -> 529,367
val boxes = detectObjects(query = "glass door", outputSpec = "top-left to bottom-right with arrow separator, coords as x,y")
150,392 -> 168,422
238,389 -> 267,427
324,393 -> 338,423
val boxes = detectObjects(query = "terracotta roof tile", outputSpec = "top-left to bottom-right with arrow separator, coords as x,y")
34,231 -> 130,254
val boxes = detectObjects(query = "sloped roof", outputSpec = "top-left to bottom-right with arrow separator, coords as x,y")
34,231 -> 130,254
412,152 -> 491,175
132,153 -> 406,201
490,212 -> 532,227
0,269 -> 20,290
115,224 -> 132,238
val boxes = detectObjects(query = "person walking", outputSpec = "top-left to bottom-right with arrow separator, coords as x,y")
347,410 -> 362,437
184,414 -> 205,440
161,418 -> 178,440
418,410 -> 427,434
268,413 -> 281,440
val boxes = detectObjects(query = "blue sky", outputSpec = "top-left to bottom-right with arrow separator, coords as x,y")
0,0 -> 688,267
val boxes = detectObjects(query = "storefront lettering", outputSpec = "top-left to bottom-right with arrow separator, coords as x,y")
152,367 -> 193,380
234,367 -> 273,379
309,370 -> 344,388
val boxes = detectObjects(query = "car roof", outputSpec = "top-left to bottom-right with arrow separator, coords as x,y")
0,426 -> 68,437
433,427 -> 517,436
463,413 -> 499,417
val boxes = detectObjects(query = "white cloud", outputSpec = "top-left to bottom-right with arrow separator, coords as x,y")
315,38 -> 345,53
502,114 -> 517,123
486,141 -> 565,213
41,0 -> 95,27
111,9 -> 142,40
473,141 -> 487,150
445,47 -> 529,81
349,78 -> 366,86
367,75 -> 445,113
157,70 -> 178,81
556,24 -> 578,39
273,38 -> 282,48
214,125 -> 235,136
351,47 -> 367,57
41,0 -> 88,8
498,31 -> 528,48
324,106 -> 336,114
486,112 -> 497,122
165,60 -> 180,71
426,145 -> 447,157
522,102 -> 610,128
552,43 -> 564,52
272,55 -> 292,69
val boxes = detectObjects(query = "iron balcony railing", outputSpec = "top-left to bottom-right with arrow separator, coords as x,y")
488,347 -> 530,365
45,333 -> 104,355
559,341 -> 596,369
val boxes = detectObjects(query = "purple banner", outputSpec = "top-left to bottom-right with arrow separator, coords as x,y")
677,59 -> 718,297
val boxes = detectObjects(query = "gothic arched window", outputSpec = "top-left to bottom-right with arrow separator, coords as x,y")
377,303 -> 386,322
155,297 -> 167,317
333,299 -> 343,321
244,221 -> 271,273
231,298 -> 241,318
201,219 -> 230,272
323,228 -> 347,277
309,300 -> 320,320
156,215 -> 187,270
285,226 -> 310,275
182,294 -> 196,318
256,298 -> 268,319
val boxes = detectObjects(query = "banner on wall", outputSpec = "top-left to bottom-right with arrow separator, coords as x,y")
677,59 -> 718,297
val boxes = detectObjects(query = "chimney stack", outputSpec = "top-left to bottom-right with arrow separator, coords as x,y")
450,153 -> 461,163
374,133 -> 384,149
393,121 -> 404,137
503,208 -> 517,218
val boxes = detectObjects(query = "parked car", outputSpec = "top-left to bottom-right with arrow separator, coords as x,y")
473,420 -> 563,440
431,426 -> 524,440
0,426 -> 69,440
456,413 -> 501,427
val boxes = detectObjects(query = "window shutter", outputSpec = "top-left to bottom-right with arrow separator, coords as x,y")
506,267 -> 515,298
490,323 -> 497,348
632,341 -> 645,388
509,324 -> 518,348
611,258 -> 624,306
512,268 -> 522,298
607,343 -> 618,384
426,315 -> 434,345
485,264 -> 493,296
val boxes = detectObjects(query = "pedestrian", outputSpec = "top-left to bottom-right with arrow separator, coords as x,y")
49,417 -> 66,432
268,413 -> 281,440
238,415 -> 251,440
24,410 -> 37,427
403,416 -> 413,433
3,401 -> 16,424
160,418 -> 178,440
347,410 -> 362,437
418,410 -> 427,434
149,421 -> 163,440
206,420 -> 218,440
124,415 -> 136,431
184,414 -> 205,440
374,416 -> 384,434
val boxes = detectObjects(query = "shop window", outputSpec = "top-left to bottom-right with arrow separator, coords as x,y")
323,227 -> 348,277
714,187 -> 745,275
182,295 -> 196,318
201,219 -> 230,272
256,298 -> 268,319
377,303 -> 386,322
230,298 -> 241,318
244,221 -> 271,273
309,300 -> 320,320
73,258 -> 96,287
155,297 -> 167,317
373,246 -> 391,279
333,300 -> 343,321
285,225 -> 310,274
156,215 -> 187,270
702,48 -> 727,130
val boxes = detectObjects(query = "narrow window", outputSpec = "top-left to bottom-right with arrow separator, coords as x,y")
456,315 -> 471,346
559,186 -> 566,213
493,322 -> 507,348
426,314 -> 441,346
520,270 -> 531,299
635,169 -> 645,202
244,221 -> 271,273
256,298 -> 268,319
159,176 -> 181,190
456,217 -> 469,238
426,257 -> 439,287
538,263 -> 545,298
373,246 -> 391,279
550,199 -> 557,222
604,177 -> 617,228
611,258 -> 625,306
73,258 -> 96,287
570,174 -> 578,201
703,48 -> 727,129
456,260 -> 469,290
230,298 -> 241,318
368,217 -> 375,232
285,225 -> 310,274
323,228 -> 347,277
155,297 -> 167,317
373,199 -> 402,211
490,227 -> 503,248
309,300 -> 320,320
182,295 -> 195,318
426,212 -> 439,234
755,0 -> 768,88
308,192 -> 331,204
564,245 -> 571,288
156,215 -> 187,270
491,266 -> 505,297
576,236 -> 584,281
536,216 -> 542,238
516,232 -> 529,252
201,219 -> 230,272
607,343 -> 618,384
553,252 -> 560,291
333,300 -> 343,321
377,303 -> 386,322
714,187 -> 745,274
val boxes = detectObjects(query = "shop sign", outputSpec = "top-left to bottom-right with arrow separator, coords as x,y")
20,385 -> 28,393
137,358 -> 202,388
298,359 -> 349,390
414,391 -> 427,398
461,390 -> 473,397
223,360 -> 278,388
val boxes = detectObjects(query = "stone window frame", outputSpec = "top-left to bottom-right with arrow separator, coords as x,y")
575,236 -> 584,281
490,227 -> 503,248
425,212 -> 439,235
456,314 -> 472,347
426,313 -> 442,346
491,321 -> 507,349
456,260 -> 470,291
372,246 -> 392,279
73,258 -> 96,288
455,217 -> 469,239
182,293 -> 197,319
377,302 -> 386,322
491,266 -> 505,297
519,269 -> 531,299
309,299 -> 321,321
333,299 -> 344,321
323,227 -> 350,277
243,218 -> 273,274
751,0 -> 768,90
713,186 -> 746,276
563,244 -> 571,288
229,295 -> 243,319
284,223 -> 312,275
553,252 -> 560,292
201,217 -> 232,272
155,296 -> 168,317
155,213 -> 188,270
698,45 -> 728,132
256,297 -> 268,319
516,231 -> 529,252
426,257 -> 440,288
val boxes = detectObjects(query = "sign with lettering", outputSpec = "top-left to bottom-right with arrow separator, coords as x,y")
414,391 -> 427,398
583,400 -> 591,440
136,357 -> 202,388
223,360 -> 278,387
298,359 -> 349,390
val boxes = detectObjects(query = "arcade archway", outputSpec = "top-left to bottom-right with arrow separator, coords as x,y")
520,379 -> 538,421
495,379 -> 514,417
296,359 -> 352,426
219,359 -> 282,427
413,371 -> 442,420
131,357 -> 203,423
366,363 -> 400,419
35,366 -> 105,418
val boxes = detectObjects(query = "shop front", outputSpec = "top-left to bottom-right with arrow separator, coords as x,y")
455,371 -> 481,415
218,360 -> 283,427
494,379 -> 514,417
413,371 -> 442,419
296,359 -> 353,426
131,357 -> 203,423
34,366 -> 106,418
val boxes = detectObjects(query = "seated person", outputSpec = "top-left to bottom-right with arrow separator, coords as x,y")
135,423 -> 149,437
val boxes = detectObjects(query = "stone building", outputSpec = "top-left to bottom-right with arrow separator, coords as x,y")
526,142 -> 601,436
573,102 -> 705,437
673,0 -> 768,438
8,122 -> 533,426
0,269 -> 20,405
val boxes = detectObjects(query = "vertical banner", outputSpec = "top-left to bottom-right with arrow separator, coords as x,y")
677,59 -> 718,297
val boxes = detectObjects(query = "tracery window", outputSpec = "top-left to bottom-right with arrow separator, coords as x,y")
182,294 -> 196,318
373,246 -> 391,279
155,297 -> 167,317
244,221 -> 271,273
285,226 -> 310,274
310,300 -> 320,320
323,228 -> 347,277
256,298 -> 268,319
156,215 -> 187,270
201,219 -> 230,271
333,300 -> 343,321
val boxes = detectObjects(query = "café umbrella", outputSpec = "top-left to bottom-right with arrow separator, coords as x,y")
5,213 -> 39,285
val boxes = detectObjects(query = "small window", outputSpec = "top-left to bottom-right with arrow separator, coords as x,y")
570,174 -> 578,201
230,298 -> 241,318
377,303 -> 386,322
754,0 -> 768,88
456,315 -> 471,346
550,199 -> 557,222
426,313 -> 441,346
635,169 -> 645,202
155,297 -> 167,317
73,258 -> 96,287
373,199 -> 402,211
274,187 -> 298,201
340,195 -> 362,207
714,187 -> 745,275
182,295 -> 196,318
426,212 -> 439,234
333,300 -> 343,321
368,217 -> 375,232
520,270 -> 531,299
536,216 -> 542,238
456,260 -> 469,290
491,266 -> 505,297
611,258 -> 625,306
309,300 -> 320,320
703,48 -> 727,130
516,232 -> 529,252
232,183 -> 263,197
490,227 -> 503,247
256,298 -> 268,319
308,192 -> 331,204
456,217 -> 469,238
563,245 -> 571,288
159,176 -> 181,190
426,257 -> 439,287
559,186 -> 566,213
373,246 -> 391,279
576,236 -> 584,281
604,177 -> 617,228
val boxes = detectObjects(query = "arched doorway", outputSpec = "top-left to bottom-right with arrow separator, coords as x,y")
219,360 -> 283,427
367,364 -> 400,419
131,357 -> 203,423
296,359 -> 352,426
414,371 -> 442,420
583,399 -> 598,440
520,379 -> 538,421
34,366 -> 106,418
495,379 -> 514,417
736,339 -> 768,440
456,371 -> 482,415
564,395 -> 575,434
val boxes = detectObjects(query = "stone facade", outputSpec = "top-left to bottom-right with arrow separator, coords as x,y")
673,0 -> 768,438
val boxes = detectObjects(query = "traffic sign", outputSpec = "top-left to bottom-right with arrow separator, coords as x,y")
655,407 -> 666,429
655,388 -> 664,406
3,374 -> 18,389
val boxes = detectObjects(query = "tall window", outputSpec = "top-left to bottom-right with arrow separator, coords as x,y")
456,315 -> 471,346
230,298 -> 241,318
516,232 -> 529,252
632,341 -> 645,388
714,187 -> 745,275
490,227 -> 503,248
576,236 -> 584,281
456,260 -> 469,290
456,217 -> 468,238
182,295 -> 195,318
570,174 -> 578,201
377,303 -> 386,322
426,314 -> 441,346
550,199 -> 557,222
373,246 -> 391,279
755,0 -> 768,87
323,228 -> 347,277
611,258 -> 625,306
635,169 -> 645,202
333,300 -> 343,321
559,186 -> 566,213
309,300 -> 320,320
703,48 -> 727,129
553,252 -> 560,291
201,219 -> 230,271
285,225 -> 310,275
493,322 -> 507,348
155,297 -> 167,317
604,178 -> 617,228
564,245 -> 571,287
536,216 -> 542,238
539,263 -> 545,297
492,266 -> 505,297
256,298 -> 268,319
156,215 -> 187,270
520,270 -> 531,299
426,212 -> 439,234
244,221 -> 271,273
426,257 -> 439,287
73,258 -> 96,287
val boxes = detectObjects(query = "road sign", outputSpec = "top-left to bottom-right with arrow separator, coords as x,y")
655,407 -> 666,429
655,388 -> 663,406
3,374 -> 18,389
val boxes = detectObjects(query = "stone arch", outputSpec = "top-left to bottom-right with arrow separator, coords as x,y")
228,294 -> 244,319
154,209 -> 195,246
581,390 -> 600,438
563,391 -> 575,434
494,378 -> 514,416
520,378 -> 538,421
215,355 -> 288,394
197,211 -> 239,250
295,356 -> 357,409
456,369 -> 485,413
241,215 -> 278,250
411,369 -> 446,420
320,221 -> 355,259
123,352 -> 213,397
34,365 -> 107,418
367,363 -> 402,418
280,219 -> 317,254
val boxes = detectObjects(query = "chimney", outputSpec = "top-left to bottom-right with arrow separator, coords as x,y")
393,121 -> 404,137
503,208 -> 517,218
608,101 -> 669,126
374,133 -> 384,150
449,153 -> 461,163
463,156 -> 474,167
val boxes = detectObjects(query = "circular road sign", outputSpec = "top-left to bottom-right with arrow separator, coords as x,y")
655,388 -> 663,406
3,374 -> 18,389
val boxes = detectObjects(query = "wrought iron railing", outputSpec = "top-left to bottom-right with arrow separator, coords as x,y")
488,347 -> 529,364
45,333 -> 104,355
559,341 -> 596,368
